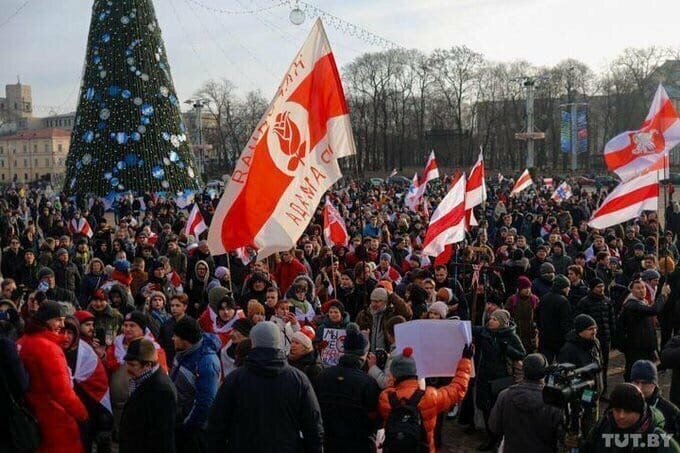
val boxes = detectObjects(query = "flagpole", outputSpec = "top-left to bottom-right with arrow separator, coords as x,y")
225,251 -> 235,295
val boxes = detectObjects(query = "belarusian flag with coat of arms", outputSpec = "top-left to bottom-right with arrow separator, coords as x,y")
207,19 -> 356,259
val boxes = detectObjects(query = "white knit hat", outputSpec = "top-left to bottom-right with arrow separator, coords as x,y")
428,301 -> 448,319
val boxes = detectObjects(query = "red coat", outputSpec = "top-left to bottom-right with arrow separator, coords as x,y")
18,328 -> 89,453
275,259 -> 307,295
378,358 -> 472,453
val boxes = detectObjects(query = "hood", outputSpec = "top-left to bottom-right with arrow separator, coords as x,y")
506,382 -> 546,412
200,332 -> 221,354
245,347 -> 287,377
488,321 -> 518,337
320,312 -> 350,328
109,283 -> 134,305
285,274 -> 316,301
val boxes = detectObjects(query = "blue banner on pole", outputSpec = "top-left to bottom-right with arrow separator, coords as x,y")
577,110 -> 588,153
560,111 -> 571,153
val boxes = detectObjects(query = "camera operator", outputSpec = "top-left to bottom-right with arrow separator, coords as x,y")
631,360 -> 680,436
489,353 -> 562,452
581,383 -> 680,452
557,314 -> 603,436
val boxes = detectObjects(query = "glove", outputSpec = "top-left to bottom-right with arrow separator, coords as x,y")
462,343 -> 474,359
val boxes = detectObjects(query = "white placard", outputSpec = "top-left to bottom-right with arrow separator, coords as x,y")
394,319 -> 472,379
320,328 -> 346,367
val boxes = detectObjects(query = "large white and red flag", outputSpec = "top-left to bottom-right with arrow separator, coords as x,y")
465,149 -> 486,227
323,197 -> 349,247
69,217 -> 93,238
588,171 -> 659,229
422,174 -> 467,257
422,150 -> 440,183
207,19 -> 356,259
185,204 -> 207,238
510,169 -> 533,196
604,84 -> 680,181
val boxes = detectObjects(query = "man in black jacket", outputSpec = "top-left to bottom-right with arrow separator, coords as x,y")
489,354 -> 562,452
52,248 -> 81,294
314,323 -> 381,453
536,275 -> 572,363
206,321 -> 323,453
576,278 -> 613,393
621,279 -> 668,381
631,360 -> 680,435
119,338 -> 177,453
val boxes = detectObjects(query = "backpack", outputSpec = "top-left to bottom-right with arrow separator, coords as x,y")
383,389 -> 427,453
611,302 -> 628,351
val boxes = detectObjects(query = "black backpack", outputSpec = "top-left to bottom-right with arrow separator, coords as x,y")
383,389 -> 427,453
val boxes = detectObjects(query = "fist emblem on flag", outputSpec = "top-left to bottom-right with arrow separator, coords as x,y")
269,103 -> 309,173
631,129 -> 665,155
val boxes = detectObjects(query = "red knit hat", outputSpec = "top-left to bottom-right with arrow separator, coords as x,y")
517,276 -> 532,291
74,310 -> 95,324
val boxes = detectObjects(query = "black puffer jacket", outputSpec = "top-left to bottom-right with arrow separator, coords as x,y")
557,330 -> 603,390
206,347 -> 323,453
622,295 -> 665,354
576,292 -> 614,342
472,322 -> 526,411
314,354 -> 381,453
536,289 -> 572,353
488,382 -> 562,453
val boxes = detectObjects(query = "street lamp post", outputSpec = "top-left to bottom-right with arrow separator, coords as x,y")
184,98 -> 208,177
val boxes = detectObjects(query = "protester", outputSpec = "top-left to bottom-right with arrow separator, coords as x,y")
489,353 -> 562,452
536,274 -> 572,362
631,360 -> 680,435
170,317 -> 221,452
118,338 -> 177,453
206,321 -> 323,452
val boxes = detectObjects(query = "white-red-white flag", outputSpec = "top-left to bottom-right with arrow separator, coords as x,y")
588,171 -> 659,229
510,169 -> 533,196
423,150 -> 439,183
543,178 -> 554,189
207,19 -> 356,259
323,197 -> 348,247
404,151 -> 440,212
73,340 -> 111,412
465,149 -> 486,227
422,174 -> 467,257
185,204 -> 207,238
404,173 -> 421,212
604,84 -> 680,181
551,181 -> 573,202
69,217 -> 93,238
235,247 -> 255,265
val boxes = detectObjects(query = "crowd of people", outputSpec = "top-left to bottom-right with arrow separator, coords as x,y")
1,175 -> 680,452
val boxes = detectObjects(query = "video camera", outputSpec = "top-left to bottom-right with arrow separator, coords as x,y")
543,362 -> 600,408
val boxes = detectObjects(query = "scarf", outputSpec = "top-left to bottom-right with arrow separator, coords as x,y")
208,307 -> 244,333
129,364 -> 159,396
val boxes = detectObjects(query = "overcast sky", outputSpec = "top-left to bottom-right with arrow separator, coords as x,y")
3,0 -> 680,115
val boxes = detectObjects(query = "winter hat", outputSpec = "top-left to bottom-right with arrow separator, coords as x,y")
640,269 -> 661,281
573,314 -> 597,333
370,287 -> 388,303
92,289 -> 107,301
377,280 -> 393,294
428,301 -> 448,319
540,262 -> 556,275
589,277 -> 604,290
173,317 -> 202,344
214,266 -> 230,280
342,323 -> 369,357
123,311 -> 148,332
324,300 -> 346,316
114,260 -> 131,273
250,321 -> 282,350
389,347 -> 418,380
34,301 -> 64,323
380,253 -> 392,263
523,353 -> 548,380
436,287 -> 454,303
512,249 -> 525,261
232,318 -> 253,338
56,248 -> 69,257
208,287 -> 231,310
74,310 -> 95,324
291,331 -> 314,353
38,267 -> 55,280
552,274 -> 570,291
148,260 -> 163,273
124,338 -> 158,363
517,276 -> 532,291
633,242 -> 646,251
609,383 -> 646,414
631,360 -> 658,384
490,309 -> 511,328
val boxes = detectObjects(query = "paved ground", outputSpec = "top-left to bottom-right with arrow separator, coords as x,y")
439,350 -> 672,452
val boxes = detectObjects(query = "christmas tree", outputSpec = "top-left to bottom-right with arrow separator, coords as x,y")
64,0 -> 202,196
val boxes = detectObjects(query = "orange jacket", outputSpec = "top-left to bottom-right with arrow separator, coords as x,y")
378,358 -> 472,453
